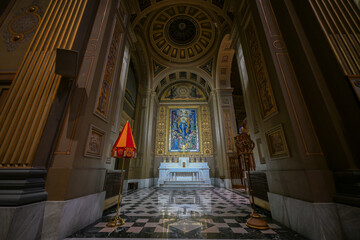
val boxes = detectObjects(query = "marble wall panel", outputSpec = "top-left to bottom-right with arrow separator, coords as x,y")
337,203 -> 360,240
0,201 -> 45,240
268,192 -> 344,240
42,191 -> 105,240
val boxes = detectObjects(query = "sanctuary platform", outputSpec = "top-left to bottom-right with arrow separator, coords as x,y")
158,157 -> 212,188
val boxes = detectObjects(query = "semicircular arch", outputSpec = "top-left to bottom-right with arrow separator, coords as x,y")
153,69 -> 214,96
157,80 -> 209,102
215,34 -> 235,89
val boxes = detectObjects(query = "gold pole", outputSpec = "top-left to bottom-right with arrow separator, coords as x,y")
245,154 -> 268,229
235,133 -> 269,230
107,157 -> 126,227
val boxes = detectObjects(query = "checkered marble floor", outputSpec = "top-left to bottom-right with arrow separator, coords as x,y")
67,187 -> 307,239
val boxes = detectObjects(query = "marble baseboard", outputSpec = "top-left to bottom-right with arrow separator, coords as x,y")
336,203 -> 360,240
41,191 -> 105,240
0,201 -> 45,240
154,178 -> 159,186
268,192 -> 344,240
213,178 -> 232,189
122,178 -> 155,193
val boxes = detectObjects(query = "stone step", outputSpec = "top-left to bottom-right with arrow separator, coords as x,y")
160,181 -> 213,188
163,181 -> 206,184
160,184 -> 213,188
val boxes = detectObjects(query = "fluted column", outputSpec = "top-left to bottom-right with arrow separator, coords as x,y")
0,0 -> 89,168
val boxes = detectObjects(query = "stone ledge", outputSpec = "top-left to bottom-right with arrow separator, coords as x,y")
0,168 -> 47,206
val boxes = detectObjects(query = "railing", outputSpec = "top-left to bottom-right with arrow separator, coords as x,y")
164,178 -> 207,182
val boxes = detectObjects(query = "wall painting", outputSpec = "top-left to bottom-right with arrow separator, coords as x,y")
246,20 -> 277,119
95,20 -> 121,121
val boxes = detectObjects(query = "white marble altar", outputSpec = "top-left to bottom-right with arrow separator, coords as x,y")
158,157 -> 211,187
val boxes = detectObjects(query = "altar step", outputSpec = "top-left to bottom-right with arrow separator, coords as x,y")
160,181 -> 213,188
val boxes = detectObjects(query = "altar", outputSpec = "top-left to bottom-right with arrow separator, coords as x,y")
158,157 -> 211,188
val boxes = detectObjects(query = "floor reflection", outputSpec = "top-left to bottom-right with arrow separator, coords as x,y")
68,187 -> 306,239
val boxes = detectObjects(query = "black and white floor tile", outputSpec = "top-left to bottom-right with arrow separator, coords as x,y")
66,187 -> 307,239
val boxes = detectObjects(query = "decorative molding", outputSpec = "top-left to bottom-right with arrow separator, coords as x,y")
258,0 -> 323,156
3,1 -> 44,51
153,59 -> 166,77
156,106 -> 166,155
265,124 -> 289,158
95,20 -> 122,121
201,105 -> 213,156
84,124 -> 106,158
149,5 -> 215,63
0,72 -> 16,81
308,0 -> 360,75
151,105 -> 158,154
223,109 -> 234,152
245,20 -> 277,119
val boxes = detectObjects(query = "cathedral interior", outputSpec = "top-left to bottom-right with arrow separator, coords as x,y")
0,0 -> 360,239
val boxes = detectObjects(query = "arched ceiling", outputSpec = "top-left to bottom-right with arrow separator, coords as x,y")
149,5 -> 216,64
125,0 -> 240,89
154,70 -> 212,98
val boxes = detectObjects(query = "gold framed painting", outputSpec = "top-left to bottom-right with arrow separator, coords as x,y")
84,124 -> 106,158
265,125 -> 289,158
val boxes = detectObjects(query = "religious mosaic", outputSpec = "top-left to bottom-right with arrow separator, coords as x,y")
156,105 -> 212,156
153,60 -> 166,77
95,20 -> 121,120
168,108 -> 200,152
246,21 -> 277,119
160,83 -> 206,102
199,59 -> 213,76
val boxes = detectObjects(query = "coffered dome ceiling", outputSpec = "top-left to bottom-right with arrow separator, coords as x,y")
149,5 -> 216,63
126,0 -> 237,85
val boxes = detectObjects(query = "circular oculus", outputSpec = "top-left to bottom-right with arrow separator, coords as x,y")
166,16 -> 199,45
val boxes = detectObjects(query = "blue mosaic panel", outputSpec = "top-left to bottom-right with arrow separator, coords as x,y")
169,108 -> 199,152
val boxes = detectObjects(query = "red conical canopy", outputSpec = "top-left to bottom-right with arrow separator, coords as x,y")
112,121 -> 137,158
